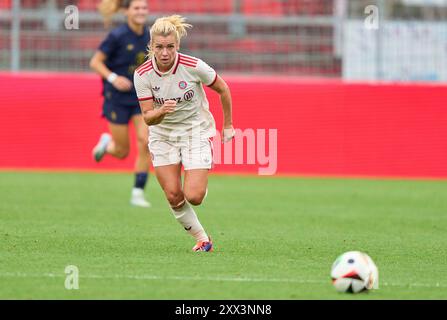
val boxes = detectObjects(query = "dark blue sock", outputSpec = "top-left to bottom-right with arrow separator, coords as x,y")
135,172 -> 148,190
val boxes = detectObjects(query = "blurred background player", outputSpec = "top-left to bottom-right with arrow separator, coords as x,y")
90,0 -> 152,207
134,15 -> 235,251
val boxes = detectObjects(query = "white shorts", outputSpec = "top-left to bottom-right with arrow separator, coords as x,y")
148,137 -> 213,170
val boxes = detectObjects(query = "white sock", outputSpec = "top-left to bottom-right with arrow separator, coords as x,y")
170,200 -> 208,242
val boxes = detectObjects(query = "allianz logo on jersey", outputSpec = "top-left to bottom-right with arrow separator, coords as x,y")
154,90 -> 195,105
154,97 -> 182,105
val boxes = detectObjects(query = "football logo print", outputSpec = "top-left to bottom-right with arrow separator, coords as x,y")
179,81 -> 187,90
184,90 -> 195,101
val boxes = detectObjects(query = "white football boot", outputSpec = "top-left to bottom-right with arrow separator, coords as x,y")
92,133 -> 111,162
130,188 -> 151,208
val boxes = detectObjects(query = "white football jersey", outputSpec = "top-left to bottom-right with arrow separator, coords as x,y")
134,53 -> 218,141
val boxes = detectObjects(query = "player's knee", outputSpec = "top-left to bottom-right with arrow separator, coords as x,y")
136,139 -> 149,158
115,145 -> 129,159
136,134 -> 148,150
185,190 -> 206,206
166,190 -> 184,208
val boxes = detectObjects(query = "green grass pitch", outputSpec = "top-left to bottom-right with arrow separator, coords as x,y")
0,171 -> 446,299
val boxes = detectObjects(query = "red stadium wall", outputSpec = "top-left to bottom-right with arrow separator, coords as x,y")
0,72 -> 446,178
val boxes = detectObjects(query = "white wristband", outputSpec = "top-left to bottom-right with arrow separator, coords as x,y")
107,72 -> 118,84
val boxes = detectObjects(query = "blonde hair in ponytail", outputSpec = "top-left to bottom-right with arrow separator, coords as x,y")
98,0 -> 121,25
147,15 -> 192,58
98,0 -> 136,26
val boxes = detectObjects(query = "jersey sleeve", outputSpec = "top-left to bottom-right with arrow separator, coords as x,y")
133,72 -> 153,102
98,32 -> 118,57
194,59 -> 218,87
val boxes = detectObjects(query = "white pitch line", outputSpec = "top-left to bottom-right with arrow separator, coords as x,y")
0,272 -> 446,289
0,272 -> 324,285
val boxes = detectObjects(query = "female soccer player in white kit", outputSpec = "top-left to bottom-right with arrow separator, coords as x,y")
134,15 -> 235,252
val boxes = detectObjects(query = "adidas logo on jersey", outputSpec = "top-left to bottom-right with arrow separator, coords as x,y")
153,86 -> 160,91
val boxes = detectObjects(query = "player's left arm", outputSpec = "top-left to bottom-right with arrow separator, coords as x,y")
209,76 -> 235,143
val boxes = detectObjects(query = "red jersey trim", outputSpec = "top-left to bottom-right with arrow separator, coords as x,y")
137,67 -> 153,76
207,73 -> 218,87
173,57 -> 181,74
136,61 -> 152,73
136,60 -> 151,71
138,96 -> 153,101
173,54 -> 198,74
179,61 -> 198,68
153,69 -> 162,77
137,61 -> 153,76
179,54 -> 198,63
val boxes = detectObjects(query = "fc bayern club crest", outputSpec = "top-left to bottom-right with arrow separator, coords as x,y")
178,81 -> 187,90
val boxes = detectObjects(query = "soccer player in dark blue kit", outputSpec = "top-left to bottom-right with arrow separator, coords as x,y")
90,0 -> 152,207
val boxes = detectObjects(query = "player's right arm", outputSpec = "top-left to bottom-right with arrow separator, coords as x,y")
134,71 -> 176,126
139,99 -> 176,126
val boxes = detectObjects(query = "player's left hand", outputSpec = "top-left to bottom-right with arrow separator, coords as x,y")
222,126 -> 235,143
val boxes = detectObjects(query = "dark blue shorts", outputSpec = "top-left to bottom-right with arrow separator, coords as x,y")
102,100 -> 142,125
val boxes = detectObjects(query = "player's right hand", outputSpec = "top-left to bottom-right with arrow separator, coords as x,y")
223,126 -> 235,143
112,76 -> 133,92
160,99 -> 177,115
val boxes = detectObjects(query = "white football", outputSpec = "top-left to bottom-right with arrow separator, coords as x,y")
330,251 -> 379,293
